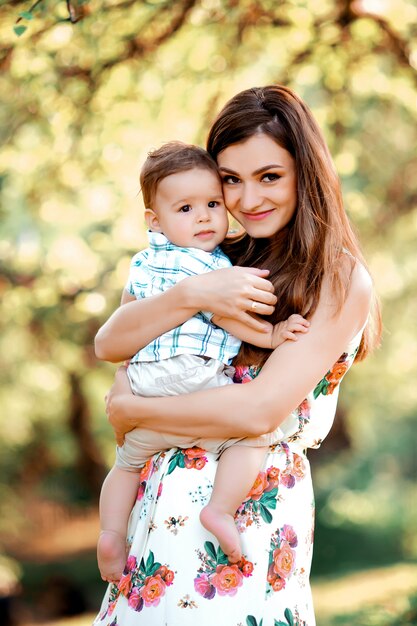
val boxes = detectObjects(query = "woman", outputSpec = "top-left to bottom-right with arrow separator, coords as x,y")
93,85 -> 381,626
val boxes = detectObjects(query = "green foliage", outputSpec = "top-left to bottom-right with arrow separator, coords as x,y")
0,0 -> 416,610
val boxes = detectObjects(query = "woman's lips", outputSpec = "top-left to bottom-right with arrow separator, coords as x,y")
242,209 -> 275,221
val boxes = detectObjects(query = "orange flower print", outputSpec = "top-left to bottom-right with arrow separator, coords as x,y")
292,454 -> 306,479
272,577 -> 286,591
184,447 -> 207,459
139,459 -> 153,482
211,564 -> 244,596
140,574 -> 166,607
246,471 -> 269,501
234,556 -> 254,578
314,351 -> 354,398
326,360 -> 349,384
266,525 -> 298,595
194,457 -> 206,470
118,572 -> 133,597
194,542 -> 253,599
273,544 -> 296,579
167,447 -> 208,474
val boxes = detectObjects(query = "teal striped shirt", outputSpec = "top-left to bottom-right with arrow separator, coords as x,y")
126,232 -> 241,365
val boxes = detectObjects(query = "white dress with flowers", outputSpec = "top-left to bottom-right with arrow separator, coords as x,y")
93,330 -> 363,626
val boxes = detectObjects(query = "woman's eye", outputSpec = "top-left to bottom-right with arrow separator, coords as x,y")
179,205 -> 192,213
223,175 -> 240,184
262,173 -> 280,182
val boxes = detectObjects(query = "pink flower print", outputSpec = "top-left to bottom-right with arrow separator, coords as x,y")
298,398 -> 310,418
194,573 -> 216,599
280,524 -> 298,548
234,366 -> 253,384
127,587 -> 143,611
280,472 -> 296,489
125,555 -> 137,574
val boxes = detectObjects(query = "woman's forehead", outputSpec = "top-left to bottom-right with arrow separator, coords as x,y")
217,134 -> 294,172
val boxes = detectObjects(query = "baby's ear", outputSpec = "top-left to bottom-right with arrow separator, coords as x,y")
144,208 -> 162,232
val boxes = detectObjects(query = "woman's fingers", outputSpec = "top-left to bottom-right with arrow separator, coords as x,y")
239,311 -> 272,331
247,301 -> 275,316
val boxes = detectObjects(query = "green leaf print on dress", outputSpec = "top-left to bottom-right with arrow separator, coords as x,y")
236,457 -> 307,531
246,616 -> 263,626
194,541 -> 254,599
274,607 -> 308,626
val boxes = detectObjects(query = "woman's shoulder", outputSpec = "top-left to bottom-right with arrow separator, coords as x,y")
347,258 -> 373,324
326,253 -> 372,312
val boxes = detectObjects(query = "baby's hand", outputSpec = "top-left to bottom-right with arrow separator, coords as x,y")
271,314 -> 310,348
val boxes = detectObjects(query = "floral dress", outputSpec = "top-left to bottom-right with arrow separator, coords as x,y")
93,330 -> 363,626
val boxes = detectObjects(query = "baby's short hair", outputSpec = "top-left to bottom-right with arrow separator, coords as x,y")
140,141 -> 220,210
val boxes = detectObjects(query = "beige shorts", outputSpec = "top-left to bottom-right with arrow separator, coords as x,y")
116,354 -> 284,471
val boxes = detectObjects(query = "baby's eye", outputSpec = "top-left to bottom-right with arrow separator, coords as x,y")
208,200 -> 219,208
261,173 -> 280,182
222,175 -> 240,185
179,204 -> 192,213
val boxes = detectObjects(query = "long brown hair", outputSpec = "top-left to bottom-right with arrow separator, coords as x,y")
207,85 -> 381,366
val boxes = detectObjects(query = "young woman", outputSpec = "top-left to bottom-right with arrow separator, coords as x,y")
93,85 -> 381,626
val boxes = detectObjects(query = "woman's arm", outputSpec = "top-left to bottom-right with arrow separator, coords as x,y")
95,267 -> 277,363
106,262 -> 372,444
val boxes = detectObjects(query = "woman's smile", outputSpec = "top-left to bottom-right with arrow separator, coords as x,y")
241,208 -> 276,221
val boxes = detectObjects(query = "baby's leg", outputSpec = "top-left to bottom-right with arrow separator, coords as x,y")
98,466 -> 140,583
200,445 -> 267,563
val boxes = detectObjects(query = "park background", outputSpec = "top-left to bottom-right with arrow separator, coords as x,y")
0,0 -> 416,624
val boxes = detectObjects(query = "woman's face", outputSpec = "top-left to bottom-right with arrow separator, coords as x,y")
217,133 -> 297,239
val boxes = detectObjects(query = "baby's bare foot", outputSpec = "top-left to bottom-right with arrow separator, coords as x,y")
200,505 -> 242,563
97,530 -> 126,583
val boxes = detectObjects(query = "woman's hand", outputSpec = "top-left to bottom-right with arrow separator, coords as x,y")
185,266 -> 277,331
105,366 -> 136,446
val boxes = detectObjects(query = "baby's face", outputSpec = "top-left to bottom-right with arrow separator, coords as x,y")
147,168 -> 229,252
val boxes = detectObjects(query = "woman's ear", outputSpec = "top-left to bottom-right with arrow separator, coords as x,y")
144,208 -> 162,232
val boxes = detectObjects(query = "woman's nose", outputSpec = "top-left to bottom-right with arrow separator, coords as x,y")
240,183 -> 262,211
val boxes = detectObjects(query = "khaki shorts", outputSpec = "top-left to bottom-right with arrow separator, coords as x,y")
116,354 -> 284,471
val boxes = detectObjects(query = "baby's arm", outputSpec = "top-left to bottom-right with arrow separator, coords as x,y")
211,313 -> 309,349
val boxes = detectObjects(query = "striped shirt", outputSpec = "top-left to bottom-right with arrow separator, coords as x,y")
126,231 -> 241,364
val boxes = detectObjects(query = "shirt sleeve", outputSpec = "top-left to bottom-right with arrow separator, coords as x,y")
125,251 -> 147,297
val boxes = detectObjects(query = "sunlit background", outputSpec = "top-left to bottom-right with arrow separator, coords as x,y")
0,0 -> 416,624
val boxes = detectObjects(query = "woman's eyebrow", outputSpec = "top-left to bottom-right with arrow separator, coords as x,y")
218,164 -> 285,175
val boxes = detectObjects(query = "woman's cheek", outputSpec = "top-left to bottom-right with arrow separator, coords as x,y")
223,187 -> 239,211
